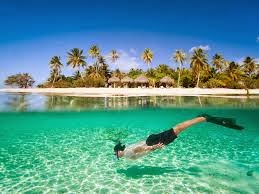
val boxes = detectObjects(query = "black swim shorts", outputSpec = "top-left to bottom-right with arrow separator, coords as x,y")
146,129 -> 177,146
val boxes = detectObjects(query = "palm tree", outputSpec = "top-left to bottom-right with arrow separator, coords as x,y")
155,64 -> 172,76
173,50 -> 186,87
146,68 -> 156,87
190,48 -> 208,87
226,61 -> 244,82
141,48 -> 154,69
49,56 -> 63,87
97,55 -> 105,66
112,69 -> 124,79
212,54 -> 225,73
94,55 -> 104,74
109,50 -> 120,69
86,65 -> 102,79
88,45 -> 101,77
86,56 -> 111,81
242,56 -> 258,77
67,48 -> 86,79
88,45 -> 100,59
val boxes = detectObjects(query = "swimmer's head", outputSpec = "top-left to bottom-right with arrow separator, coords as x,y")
114,141 -> 126,159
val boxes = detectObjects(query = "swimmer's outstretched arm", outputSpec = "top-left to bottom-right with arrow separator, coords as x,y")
133,142 -> 164,154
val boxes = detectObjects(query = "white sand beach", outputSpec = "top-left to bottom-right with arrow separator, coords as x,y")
0,88 -> 259,97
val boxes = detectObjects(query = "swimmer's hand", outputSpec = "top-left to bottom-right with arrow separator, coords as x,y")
133,143 -> 164,154
151,142 -> 164,150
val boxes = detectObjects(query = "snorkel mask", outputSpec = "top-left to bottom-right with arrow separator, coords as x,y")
114,141 -> 126,159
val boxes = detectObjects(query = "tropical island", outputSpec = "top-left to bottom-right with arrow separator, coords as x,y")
1,45 -> 258,96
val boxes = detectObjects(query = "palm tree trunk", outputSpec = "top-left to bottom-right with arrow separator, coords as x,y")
196,72 -> 200,88
177,70 -> 180,87
79,67 -> 83,79
177,62 -> 182,87
116,62 -> 120,71
95,64 -> 99,77
52,73 -> 57,88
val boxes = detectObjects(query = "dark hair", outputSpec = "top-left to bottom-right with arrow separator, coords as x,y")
114,141 -> 126,159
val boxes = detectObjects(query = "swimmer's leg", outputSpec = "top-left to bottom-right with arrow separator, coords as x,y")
146,116 -> 206,146
173,116 -> 206,136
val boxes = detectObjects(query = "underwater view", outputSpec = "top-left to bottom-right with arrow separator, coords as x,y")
0,94 -> 259,193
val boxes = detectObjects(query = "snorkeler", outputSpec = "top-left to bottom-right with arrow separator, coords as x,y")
114,114 -> 244,160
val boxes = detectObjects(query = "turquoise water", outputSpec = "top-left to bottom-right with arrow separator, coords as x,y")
0,94 -> 259,193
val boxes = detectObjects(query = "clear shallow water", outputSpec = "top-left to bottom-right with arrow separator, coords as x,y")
0,94 -> 259,193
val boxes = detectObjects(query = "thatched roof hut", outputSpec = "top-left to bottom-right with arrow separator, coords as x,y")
134,75 -> 149,83
121,76 -> 133,83
160,76 -> 174,84
108,77 -> 120,83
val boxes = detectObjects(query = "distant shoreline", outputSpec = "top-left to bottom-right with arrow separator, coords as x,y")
0,88 -> 259,98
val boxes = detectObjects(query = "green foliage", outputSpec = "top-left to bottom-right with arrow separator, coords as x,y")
72,79 -> 87,87
99,63 -> 111,80
212,53 -> 225,72
242,77 -> 259,89
83,76 -> 105,87
226,61 -> 244,82
5,73 -> 35,88
242,56 -> 258,77
29,46 -> 259,89
112,69 -> 125,79
42,80 -> 73,88
203,78 -> 227,88
154,64 -> 174,79
146,68 -> 157,87
37,84 -> 45,88
53,80 -> 73,88
181,75 -> 193,88
72,71 -> 81,80
128,68 -> 143,79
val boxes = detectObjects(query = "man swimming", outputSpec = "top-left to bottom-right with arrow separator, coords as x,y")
114,114 -> 244,160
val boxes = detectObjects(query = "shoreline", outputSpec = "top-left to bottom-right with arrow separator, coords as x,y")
0,88 -> 259,98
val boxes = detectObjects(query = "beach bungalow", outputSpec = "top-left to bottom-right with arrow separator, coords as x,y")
160,76 -> 174,88
121,76 -> 134,88
108,77 -> 120,88
135,75 -> 149,88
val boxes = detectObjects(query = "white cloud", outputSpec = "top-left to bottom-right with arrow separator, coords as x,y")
189,45 -> 210,53
129,48 -> 137,55
256,36 -> 259,42
235,57 -> 245,65
107,49 -> 141,71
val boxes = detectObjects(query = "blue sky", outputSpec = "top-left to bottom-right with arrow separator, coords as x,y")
0,0 -> 258,86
